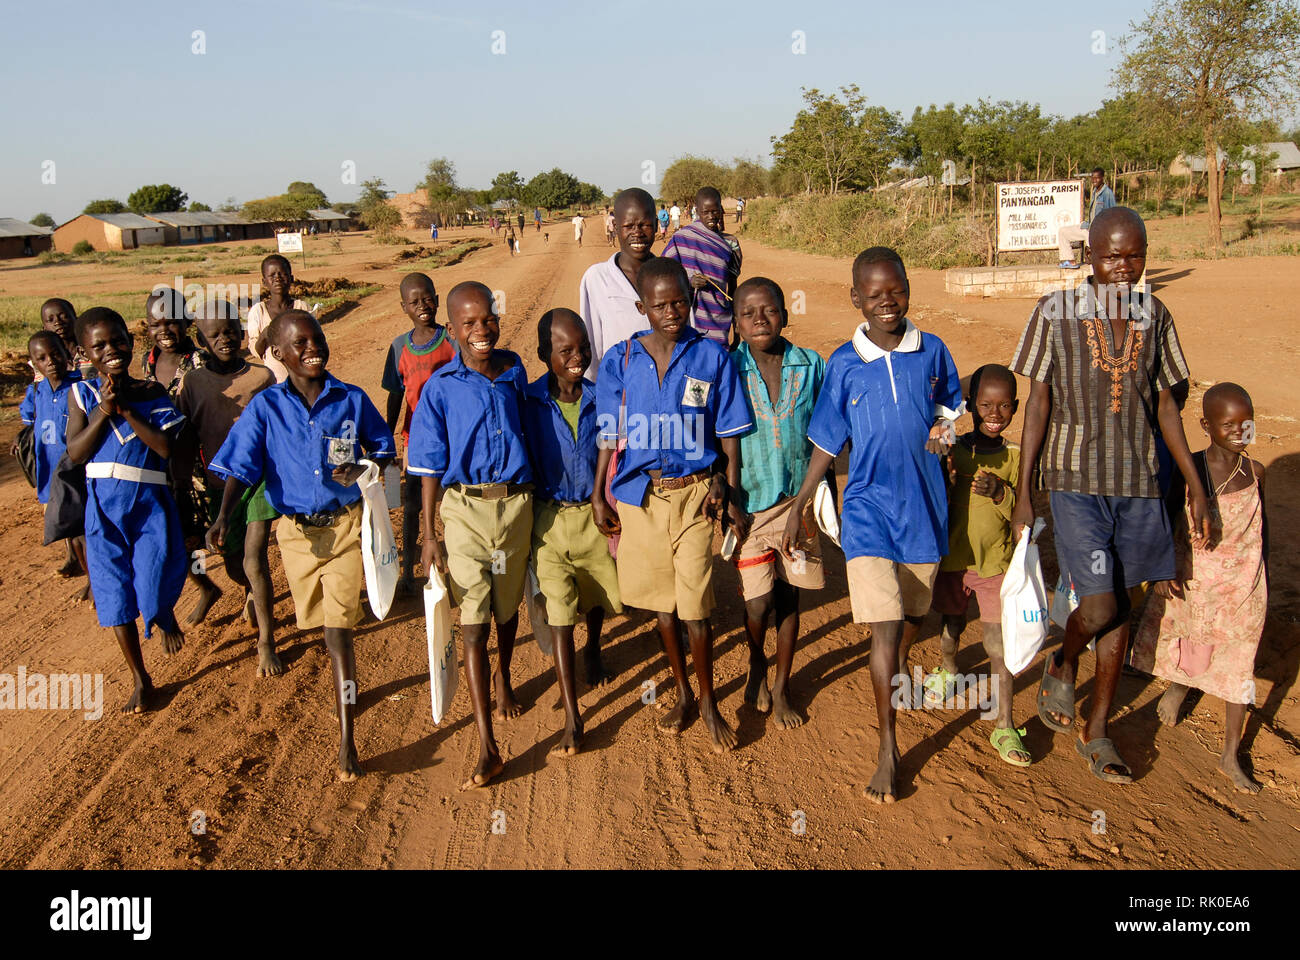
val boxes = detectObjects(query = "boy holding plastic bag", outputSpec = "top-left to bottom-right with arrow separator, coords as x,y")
208,310 -> 394,781
927,364 -> 1033,766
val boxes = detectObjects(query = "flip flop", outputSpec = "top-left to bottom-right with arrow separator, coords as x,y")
1036,652 -> 1075,734
1075,736 -> 1134,784
990,726 -> 1033,767
922,668 -> 958,709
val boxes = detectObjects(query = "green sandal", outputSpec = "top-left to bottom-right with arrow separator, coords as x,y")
922,668 -> 958,708
990,726 -> 1033,767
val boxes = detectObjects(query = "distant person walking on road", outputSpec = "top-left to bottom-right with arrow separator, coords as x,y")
572,214 -> 585,246
1058,168 -> 1116,269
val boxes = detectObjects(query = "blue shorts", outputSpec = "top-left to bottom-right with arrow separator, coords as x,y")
1049,491 -> 1174,597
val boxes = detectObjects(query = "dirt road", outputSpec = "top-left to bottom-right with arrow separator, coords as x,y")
0,220 -> 1296,869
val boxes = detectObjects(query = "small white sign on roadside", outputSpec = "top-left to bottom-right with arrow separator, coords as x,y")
995,180 -> 1083,253
276,231 -> 304,254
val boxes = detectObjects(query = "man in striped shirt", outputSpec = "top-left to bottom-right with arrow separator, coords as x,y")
1011,206 -> 1210,785
661,187 -> 741,347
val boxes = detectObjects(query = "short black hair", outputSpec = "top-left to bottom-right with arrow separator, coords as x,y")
1091,167 -> 1105,177
199,297 -> 240,321
1088,206 -> 1147,247
536,307 -> 586,362
446,281 -> 496,316
28,329 -> 69,359
261,253 -> 292,276
400,272 -> 436,297
968,363 -> 1017,401
146,287 -> 191,322
1203,381 -> 1252,415
695,186 -> 722,207
265,308 -> 318,349
852,246 -> 907,284
635,256 -> 690,299
613,188 -> 655,220
75,306 -> 130,346
734,276 -> 785,309
40,297 -> 74,317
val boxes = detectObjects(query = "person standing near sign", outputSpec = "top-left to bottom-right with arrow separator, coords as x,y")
247,254 -> 308,382
1058,168 -> 1116,269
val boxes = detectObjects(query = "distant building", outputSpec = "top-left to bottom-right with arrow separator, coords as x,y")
0,218 -> 54,259
54,212 -> 165,252
309,208 -> 353,232
389,189 -> 431,229
1170,143 -> 1300,177
145,210 -> 274,244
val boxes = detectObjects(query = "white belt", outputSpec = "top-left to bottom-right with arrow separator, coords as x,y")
85,462 -> 169,485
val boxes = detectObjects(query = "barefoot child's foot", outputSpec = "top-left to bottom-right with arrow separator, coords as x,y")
256,642 -> 283,678
550,722 -> 584,757
121,680 -> 155,714
57,556 -> 82,577
771,690 -> 804,729
493,673 -> 522,720
1218,755 -> 1262,794
241,592 -> 256,626
161,629 -> 184,655
863,749 -> 900,804
583,650 -> 614,687
700,702 -> 737,753
337,743 -> 363,782
743,653 -> 772,713
461,752 -> 506,790
186,580 -> 222,626
657,691 -> 697,732
1157,683 -> 1190,726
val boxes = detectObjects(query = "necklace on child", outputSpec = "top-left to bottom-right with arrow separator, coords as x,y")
1203,451 -> 1248,499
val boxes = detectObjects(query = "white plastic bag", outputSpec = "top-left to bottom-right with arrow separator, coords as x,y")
813,478 -> 840,547
357,459 -> 399,621
1000,518 -> 1050,675
1050,574 -> 1079,629
525,564 -> 553,657
425,568 -> 458,724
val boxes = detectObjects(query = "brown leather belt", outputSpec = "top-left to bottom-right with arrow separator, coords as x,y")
646,469 -> 710,492
452,482 -> 533,500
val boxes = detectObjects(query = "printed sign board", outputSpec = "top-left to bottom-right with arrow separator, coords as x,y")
995,180 -> 1084,253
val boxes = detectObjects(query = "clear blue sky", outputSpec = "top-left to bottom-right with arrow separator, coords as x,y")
1,0 -> 1152,222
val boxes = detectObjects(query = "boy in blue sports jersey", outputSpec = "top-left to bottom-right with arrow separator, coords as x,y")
523,308 -> 624,756
410,281 -> 534,790
783,247 -> 963,804
207,310 -> 395,781
64,308 -> 190,714
591,257 -> 752,754
16,331 -> 88,586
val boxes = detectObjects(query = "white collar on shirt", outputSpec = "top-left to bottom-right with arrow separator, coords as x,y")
852,318 -> 921,363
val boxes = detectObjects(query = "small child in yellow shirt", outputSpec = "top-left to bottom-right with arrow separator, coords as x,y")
927,364 -> 1030,766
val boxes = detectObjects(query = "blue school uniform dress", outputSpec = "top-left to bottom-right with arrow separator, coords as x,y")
596,327 -> 753,508
522,374 -> 598,502
807,320 -> 964,563
208,374 -> 395,516
406,351 -> 532,485
20,372 -> 82,504
71,379 -> 187,636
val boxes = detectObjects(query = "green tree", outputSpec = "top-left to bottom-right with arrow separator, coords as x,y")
660,155 -> 730,204
770,85 -> 902,193
1116,0 -> 1300,247
490,171 -> 524,206
728,158 -> 769,198
127,183 -> 188,214
356,178 -> 392,212
360,200 -> 401,237
29,212 -> 55,227
187,201 -> 212,212
83,198 -> 126,215
242,194 -> 316,223
903,103 -> 965,179
287,181 -> 328,207
217,196 -> 239,213
522,168 -> 583,209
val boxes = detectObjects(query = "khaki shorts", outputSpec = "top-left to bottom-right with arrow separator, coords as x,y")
533,500 -> 623,626
846,555 -> 939,624
276,501 -> 364,630
617,479 -> 714,620
441,486 -> 532,625
734,497 -> 825,601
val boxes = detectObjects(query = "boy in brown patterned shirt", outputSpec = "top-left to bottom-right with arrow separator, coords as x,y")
1011,206 -> 1210,784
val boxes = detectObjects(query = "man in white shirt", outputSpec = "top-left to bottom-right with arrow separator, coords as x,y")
669,203 -> 681,233
572,214 -> 585,246
577,188 -> 658,378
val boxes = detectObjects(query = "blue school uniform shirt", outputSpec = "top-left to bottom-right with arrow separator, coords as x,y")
20,371 -> 82,503
596,327 -> 753,507
209,373 -> 395,515
407,350 -> 533,486
731,339 -> 825,514
807,321 -> 964,564
522,374 -> 599,502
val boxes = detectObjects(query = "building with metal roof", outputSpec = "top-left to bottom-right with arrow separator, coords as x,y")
0,218 -> 54,258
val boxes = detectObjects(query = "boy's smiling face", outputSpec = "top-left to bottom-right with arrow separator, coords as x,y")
1202,392 -> 1254,455
196,313 -> 243,365
971,378 -> 1017,440
401,277 -> 439,329
447,289 -> 500,363
547,314 -> 591,387
851,261 -> 909,336
637,274 -> 691,342
41,302 -> 75,342
81,319 -> 133,380
735,286 -> 785,353
616,202 -> 656,260
146,296 -> 187,352
696,195 -> 724,233
273,314 -> 329,381
29,337 -> 70,383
